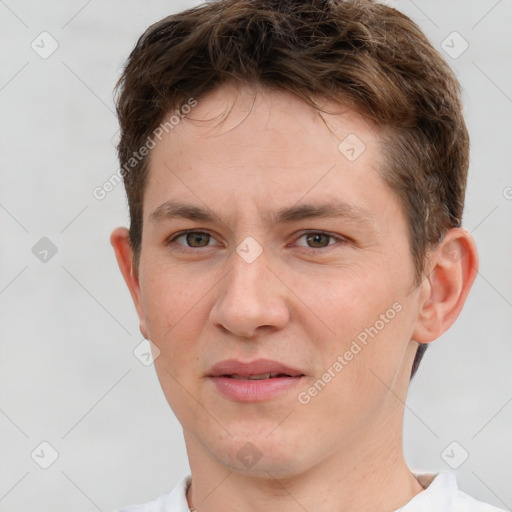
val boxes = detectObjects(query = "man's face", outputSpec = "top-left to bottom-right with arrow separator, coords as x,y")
126,84 -> 427,476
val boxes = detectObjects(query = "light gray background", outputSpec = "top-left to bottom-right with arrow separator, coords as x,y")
0,0 -> 511,511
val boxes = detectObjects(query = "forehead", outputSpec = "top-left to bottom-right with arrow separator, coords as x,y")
169,82 -> 383,157
143,83 -> 396,229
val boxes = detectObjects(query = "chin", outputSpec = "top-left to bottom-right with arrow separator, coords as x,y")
211,432 -> 307,477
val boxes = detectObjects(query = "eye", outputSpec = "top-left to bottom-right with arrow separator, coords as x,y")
167,231 -> 219,249
166,230 -> 349,253
294,231 -> 348,250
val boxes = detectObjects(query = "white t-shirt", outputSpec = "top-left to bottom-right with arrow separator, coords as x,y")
114,471 -> 507,512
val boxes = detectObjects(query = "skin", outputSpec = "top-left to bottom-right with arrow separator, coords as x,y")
111,83 -> 478,512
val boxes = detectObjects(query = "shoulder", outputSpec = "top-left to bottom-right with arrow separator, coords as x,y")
113,474 -> 191,512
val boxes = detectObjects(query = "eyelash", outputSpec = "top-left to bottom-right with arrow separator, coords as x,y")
166,230 -> 350,253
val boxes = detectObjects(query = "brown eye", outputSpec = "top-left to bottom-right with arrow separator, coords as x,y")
184,232 -> 211,247
293,231 -> 349,252
167,231 -> 216,250
305,232 -> 331,248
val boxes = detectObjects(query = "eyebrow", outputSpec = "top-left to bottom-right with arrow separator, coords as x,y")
149,200 -> 375,229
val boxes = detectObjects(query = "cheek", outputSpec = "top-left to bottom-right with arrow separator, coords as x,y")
295,257 -> 411,383
139,266 -> 207,411
138,261 -> 210,347
291,258 -> 400,338
304,304 -> 411,430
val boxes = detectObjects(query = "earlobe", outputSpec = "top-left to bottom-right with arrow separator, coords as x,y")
110,227 -> 149,339
412,228 -> 479,344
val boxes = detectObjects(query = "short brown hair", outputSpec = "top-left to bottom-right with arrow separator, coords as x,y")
114,0 -> 470,378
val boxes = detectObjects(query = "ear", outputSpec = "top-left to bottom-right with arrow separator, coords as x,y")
110,227 -> 150,339
412,227 -> 479,344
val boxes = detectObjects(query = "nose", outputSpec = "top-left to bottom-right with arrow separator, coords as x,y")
209,248 -> 290,338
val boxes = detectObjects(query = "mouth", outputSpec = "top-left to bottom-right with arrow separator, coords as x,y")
207,358 -> 305,379
206,359 -> 306,401
222,372 -> 303,380
209,373 -> 305,402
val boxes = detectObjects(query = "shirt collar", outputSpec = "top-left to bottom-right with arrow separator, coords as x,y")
393,471 -> 458,511
161,471 -> 457,512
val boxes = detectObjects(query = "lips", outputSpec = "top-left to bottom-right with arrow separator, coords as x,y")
207,358 -> 305,379
208,359 -> 306,402
225,372 -> 294,380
